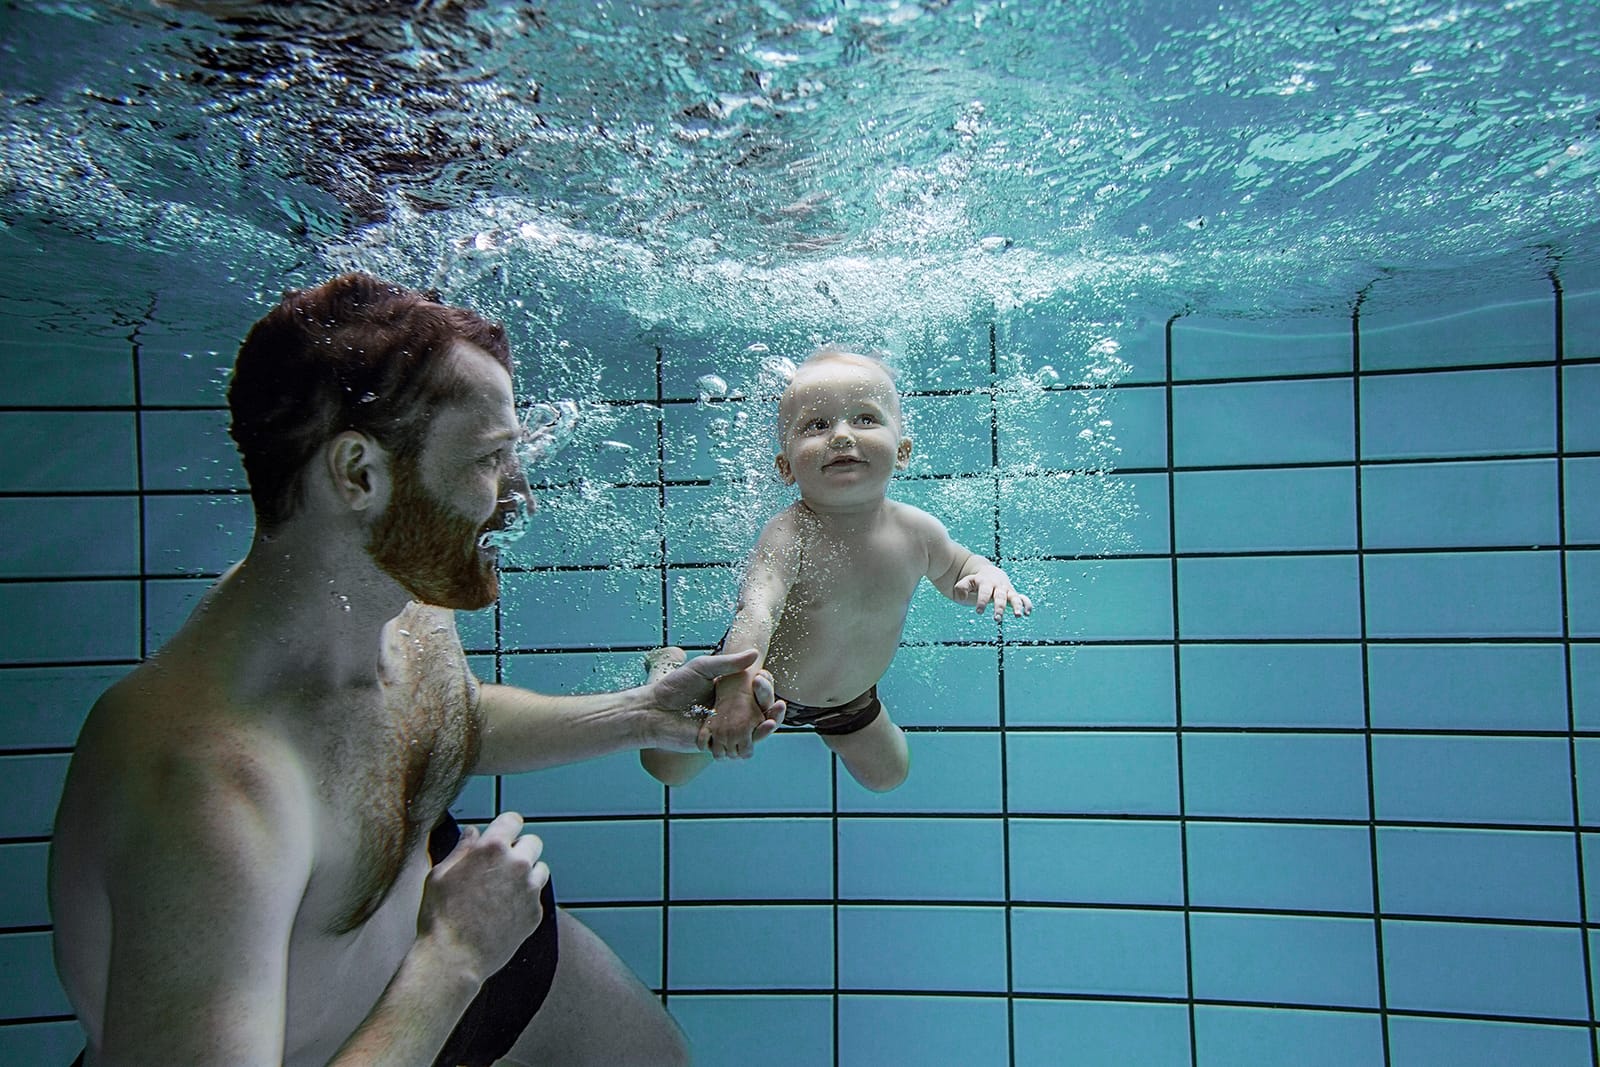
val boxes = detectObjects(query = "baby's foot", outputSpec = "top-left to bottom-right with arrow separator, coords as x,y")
644,646 -> 687,683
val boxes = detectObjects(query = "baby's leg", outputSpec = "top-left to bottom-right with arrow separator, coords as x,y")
821,704 -> 910,793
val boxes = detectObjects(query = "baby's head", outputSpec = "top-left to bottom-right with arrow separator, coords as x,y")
775,347 -> 912,501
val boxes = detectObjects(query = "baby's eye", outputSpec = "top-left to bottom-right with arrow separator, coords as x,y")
806,418 -> 831,433
853,413 -> 879,426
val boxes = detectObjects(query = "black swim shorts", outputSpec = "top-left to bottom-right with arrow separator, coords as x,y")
429,813 -> 560,1067
780,685 -> 884,736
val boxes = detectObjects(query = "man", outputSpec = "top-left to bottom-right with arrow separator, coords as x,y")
48,273 -> 783,1066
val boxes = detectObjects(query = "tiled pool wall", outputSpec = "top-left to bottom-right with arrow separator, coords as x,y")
1,275 -> 1596,1066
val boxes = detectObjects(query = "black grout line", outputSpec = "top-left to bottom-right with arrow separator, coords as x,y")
652,342 -> 676,1010
1164,313 -> 1201,1067
989,322 -> 1018,1067
1353,296 -> 1395,1065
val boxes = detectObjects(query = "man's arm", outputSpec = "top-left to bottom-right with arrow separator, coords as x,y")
473,647 -> 767,776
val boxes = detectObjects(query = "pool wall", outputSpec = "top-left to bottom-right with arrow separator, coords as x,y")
0,274 -> 1596,1066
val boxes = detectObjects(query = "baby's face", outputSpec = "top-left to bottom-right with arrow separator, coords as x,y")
776,360 -> 911,510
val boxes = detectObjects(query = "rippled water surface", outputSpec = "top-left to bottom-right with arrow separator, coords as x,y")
3,0 -> 1597,341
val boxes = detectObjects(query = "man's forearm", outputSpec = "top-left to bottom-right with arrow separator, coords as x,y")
328,934 -> 480,1066
474,682 -> 689,776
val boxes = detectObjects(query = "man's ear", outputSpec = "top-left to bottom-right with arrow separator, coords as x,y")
896,437 -> 913,469
775,453 -> 795,485
325,431 -> 389,512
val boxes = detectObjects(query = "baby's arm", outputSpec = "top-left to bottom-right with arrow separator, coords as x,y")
913,506 -> 1034,620
707,511 -> 803,759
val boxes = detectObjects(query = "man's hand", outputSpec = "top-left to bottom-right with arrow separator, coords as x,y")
707,676 -> 766,759
644,648 -> 786,753
953,565 -> 1034,621
416,811 -> 549,983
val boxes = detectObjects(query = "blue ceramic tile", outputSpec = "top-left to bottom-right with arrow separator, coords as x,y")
1360,292 -> 1555,371
672,994 -> 833,1067
522,819 -> 661,902
1008,732 -> 1179,816
0,842 -> 49,926
1014,999 -> 1191,1067
898,579 -> 1009,644
1373,735 -> 1573,826
565,907 -> 662,987
880,645 -> 998,728
142,493 -> 253,576
1367,643 -> 1569,730
453,605 -> 497,654
529,314 -> 658,402
520,484 -> 660,568
1587,835 -> 1600,921
996,302 -> 1162,386
663,398 -> 778,482
0,1021 -> 86,1066
1011,906 -> 1188,998
1172,378 -> 1353,468
0,336 -> 132,405
898,311 -> 993,391
839,818 -> 1005,901
837,732 -> 1001,814
1382,919 -> 1588,1020
1187,822 -> 1373,913
136,341 -> 235,406
665,563 -> 740,647
837,994 -> 1010,1067
893,475 -> 997,554
1172,317 -> 1352,380
500,751 -> 664,818
1193,1006 -> 1383,1067
663,483 -> 765,566
1363,459 -> 1559,549
1009,471 -> 1170,558
1576,644 -> 1600,731
1174,467 -> 1356,553
1183,733 -> 1369,820
500,649 -> 660,694
1564,288 -> 1600,360
1566,458 -> 1600,544
1562,364 -> 1600,451
1363,551 -> 1564,638
138,410 -> 246,491
901,392 -> 994,478
671,817 -> 833,900
667,733 -> 833,814
1387,1016 -> 1593,1067
1570,552 -> 1600,637
1178,556 -> 1362,639
1008,818 -> 1184,906
0,932 -> 70,1018
1180,643 -> 1365,728
526,401 -> 661,487
667,905 -> 833,989
0,665 -> 124,748
1005,558 -> 1174,642
839,905 -> 1008,992
0,496 -> 139,578
142,577 -> 211,653
999,384 -> 1168,472
1360,366 -> 1555,460
0,580 -> 139,664
1191,912 -> 1378,1008
0,412 -> 136,492
1005,645 -> 1176,728
1578,740 -> 1600,827
446,776 -> 495,821
657,326 -> 815,402
499,567 -> 662,650
1377,827 -> 1579,922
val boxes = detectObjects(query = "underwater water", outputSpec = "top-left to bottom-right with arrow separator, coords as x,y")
2,1 -> 1598,1064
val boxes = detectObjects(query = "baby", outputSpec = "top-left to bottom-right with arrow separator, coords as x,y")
641,347 -> 1031,792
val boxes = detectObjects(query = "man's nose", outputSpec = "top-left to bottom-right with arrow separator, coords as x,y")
502,467 -> 535,515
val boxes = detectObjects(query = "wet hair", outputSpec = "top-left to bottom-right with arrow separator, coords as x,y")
778,345 -> 903,443
227,272 -> 513,529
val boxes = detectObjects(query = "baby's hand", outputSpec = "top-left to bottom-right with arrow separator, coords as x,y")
954,565 -> 1034,621
707,679 -> 766,760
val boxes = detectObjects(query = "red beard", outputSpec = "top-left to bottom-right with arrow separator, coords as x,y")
367,457 -> 500,611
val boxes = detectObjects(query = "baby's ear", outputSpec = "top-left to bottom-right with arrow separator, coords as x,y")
775,453 -> 796,485
896,437 -> 913,469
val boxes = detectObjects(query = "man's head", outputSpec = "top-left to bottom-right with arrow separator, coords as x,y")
775,347 -> 911,509
228,272 -> 513,530
229,273 -> 527,609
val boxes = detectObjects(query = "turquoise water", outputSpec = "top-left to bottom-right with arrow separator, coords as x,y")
2,2 -> 1598,1064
